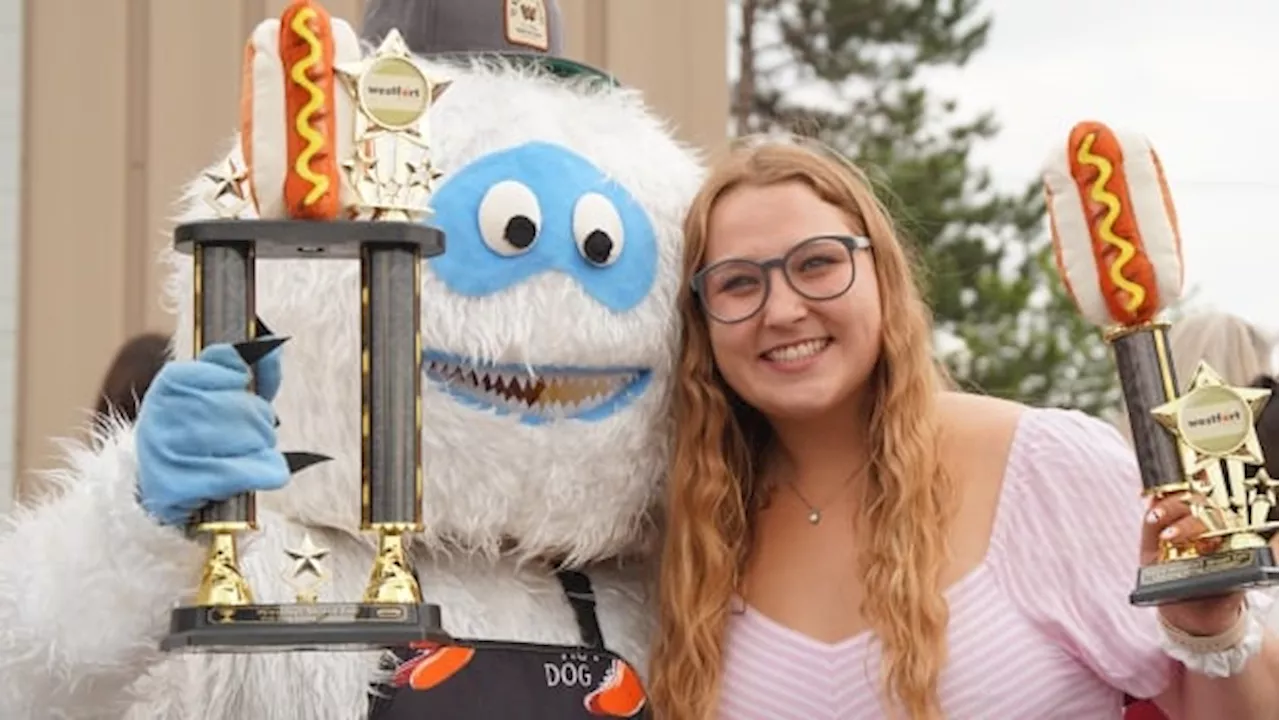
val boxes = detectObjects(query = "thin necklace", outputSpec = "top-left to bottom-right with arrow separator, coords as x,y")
783,458 -> 873,525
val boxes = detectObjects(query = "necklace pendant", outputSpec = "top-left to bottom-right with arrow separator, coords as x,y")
807,510 -> 821,525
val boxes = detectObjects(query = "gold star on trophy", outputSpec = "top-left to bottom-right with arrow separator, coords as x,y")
334,29 -> 452,221
405,160 -> 439,190
202,157 -> 252,218
282,533 -> 330,604
1243,469 -> 1280,528
335,29 -> 451,140
1151,361 -> 1270,474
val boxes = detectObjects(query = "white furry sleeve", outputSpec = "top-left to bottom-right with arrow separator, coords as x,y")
0,422 -> 204,718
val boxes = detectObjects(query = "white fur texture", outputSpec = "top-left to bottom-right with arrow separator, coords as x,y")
0,422 -> 654,718
0,420 -> 205,718
167,58 -> 703,564
0,57 -> 701,717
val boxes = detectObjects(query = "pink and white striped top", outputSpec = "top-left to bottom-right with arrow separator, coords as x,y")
718,407 -> 1178,719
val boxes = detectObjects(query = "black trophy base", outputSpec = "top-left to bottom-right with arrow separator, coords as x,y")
161,601 -> 450,653
1130,546 -> 1279,606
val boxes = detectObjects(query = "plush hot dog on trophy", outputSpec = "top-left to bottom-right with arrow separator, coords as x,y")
1043,120 -> 1278,606
163,0 -> 450,650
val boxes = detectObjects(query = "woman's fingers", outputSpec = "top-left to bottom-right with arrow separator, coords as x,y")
1142,492 -> 1223,560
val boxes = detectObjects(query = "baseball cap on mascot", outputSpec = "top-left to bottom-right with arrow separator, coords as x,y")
361,0 -> 617,83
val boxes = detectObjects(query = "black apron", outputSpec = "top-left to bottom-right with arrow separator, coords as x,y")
368,571 -> 652,719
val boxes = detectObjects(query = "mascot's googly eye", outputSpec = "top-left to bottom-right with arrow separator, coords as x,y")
478,180 -> 542,256
573,192 -> 625,267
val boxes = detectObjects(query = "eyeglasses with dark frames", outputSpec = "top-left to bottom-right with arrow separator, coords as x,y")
690,234 -> 872,324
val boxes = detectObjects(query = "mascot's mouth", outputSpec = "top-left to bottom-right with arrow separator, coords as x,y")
423,350 -> 651,423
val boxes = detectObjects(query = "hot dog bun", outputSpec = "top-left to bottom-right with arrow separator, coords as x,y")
239,1 -> 361,220
242,19 -> 285,218
330,20 -> 361,213
1042,121 -> 1185,328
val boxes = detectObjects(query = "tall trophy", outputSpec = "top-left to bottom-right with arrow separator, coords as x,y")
161,0 -> 452,651
1043,120 -> 1278,606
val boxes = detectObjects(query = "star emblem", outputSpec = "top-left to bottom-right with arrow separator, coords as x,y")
405,160 -> 438,190
334,28 -> 415,95
343,155 -> 388,214
284,533 -> 330,579
430,79 -> 453,104
202,157 -> 251,217
343,154 -> 380,180
1244,469 -> 1279,512
1151,361 -> 1270,473
335,28 -> 452,144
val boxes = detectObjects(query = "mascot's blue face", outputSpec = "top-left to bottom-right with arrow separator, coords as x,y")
424,141 -> 655,424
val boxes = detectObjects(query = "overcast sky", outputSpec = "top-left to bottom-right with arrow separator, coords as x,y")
729,0 -> 1279,362
946,0 -> 1278,341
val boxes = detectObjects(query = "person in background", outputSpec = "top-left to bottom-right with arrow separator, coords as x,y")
17,333 -> 171,504
91,332 -> 170,429
647,135 -> 1278,720
1171,311 -> 1277,389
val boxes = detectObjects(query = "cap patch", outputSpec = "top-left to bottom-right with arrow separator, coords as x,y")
504,0 -> 550,52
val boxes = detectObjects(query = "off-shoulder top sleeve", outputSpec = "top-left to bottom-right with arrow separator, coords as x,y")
986,407 -> 1177,700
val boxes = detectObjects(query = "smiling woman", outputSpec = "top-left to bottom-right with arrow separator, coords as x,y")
648,135 -> 1280,720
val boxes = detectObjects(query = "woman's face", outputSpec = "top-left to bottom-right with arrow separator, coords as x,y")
700,181 -> 883,423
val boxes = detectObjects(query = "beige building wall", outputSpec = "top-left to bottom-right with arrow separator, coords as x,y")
0,0 -> 20,513
9,0 -> 727,502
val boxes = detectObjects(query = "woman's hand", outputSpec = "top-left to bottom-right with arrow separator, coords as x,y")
1141,492 -> 1247,636
1143,492 -> 1279,720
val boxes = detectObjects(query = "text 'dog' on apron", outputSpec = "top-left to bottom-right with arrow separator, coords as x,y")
368,570 -> 652,719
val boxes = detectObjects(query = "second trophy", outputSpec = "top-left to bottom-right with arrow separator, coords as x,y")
1042,119 -> 1277,606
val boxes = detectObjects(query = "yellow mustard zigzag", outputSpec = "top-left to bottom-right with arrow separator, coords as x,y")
288,8 -> 330,207
1075,132 -> 1145,313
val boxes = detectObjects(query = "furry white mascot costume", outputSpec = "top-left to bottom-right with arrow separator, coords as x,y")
0,1 -> 702,717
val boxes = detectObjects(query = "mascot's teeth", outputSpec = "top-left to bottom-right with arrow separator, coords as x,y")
425,359 -> 640,418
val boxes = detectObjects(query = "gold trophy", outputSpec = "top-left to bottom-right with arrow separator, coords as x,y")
1043,120 -> 1277,606
161,0 -> 452,651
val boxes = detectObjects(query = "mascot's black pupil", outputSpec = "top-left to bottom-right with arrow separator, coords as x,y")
505,216 -> 537,249
583,230 -> 614,264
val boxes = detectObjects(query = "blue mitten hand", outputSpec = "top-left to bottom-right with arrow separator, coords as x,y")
136,341 -> 289,526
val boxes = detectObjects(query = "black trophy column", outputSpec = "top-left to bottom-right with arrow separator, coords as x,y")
193,241 -> 257,531
1112,326 -> 1184,493
361,243 -> 423,530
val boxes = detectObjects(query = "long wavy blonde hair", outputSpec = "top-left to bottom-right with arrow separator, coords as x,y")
648,138 -> 956,719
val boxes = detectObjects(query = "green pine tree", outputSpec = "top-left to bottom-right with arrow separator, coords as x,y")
732,0 -> 1121,416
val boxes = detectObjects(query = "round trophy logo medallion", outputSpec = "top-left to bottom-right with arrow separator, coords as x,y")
1177,385 -> 1252,457
358,56 -> 431,130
